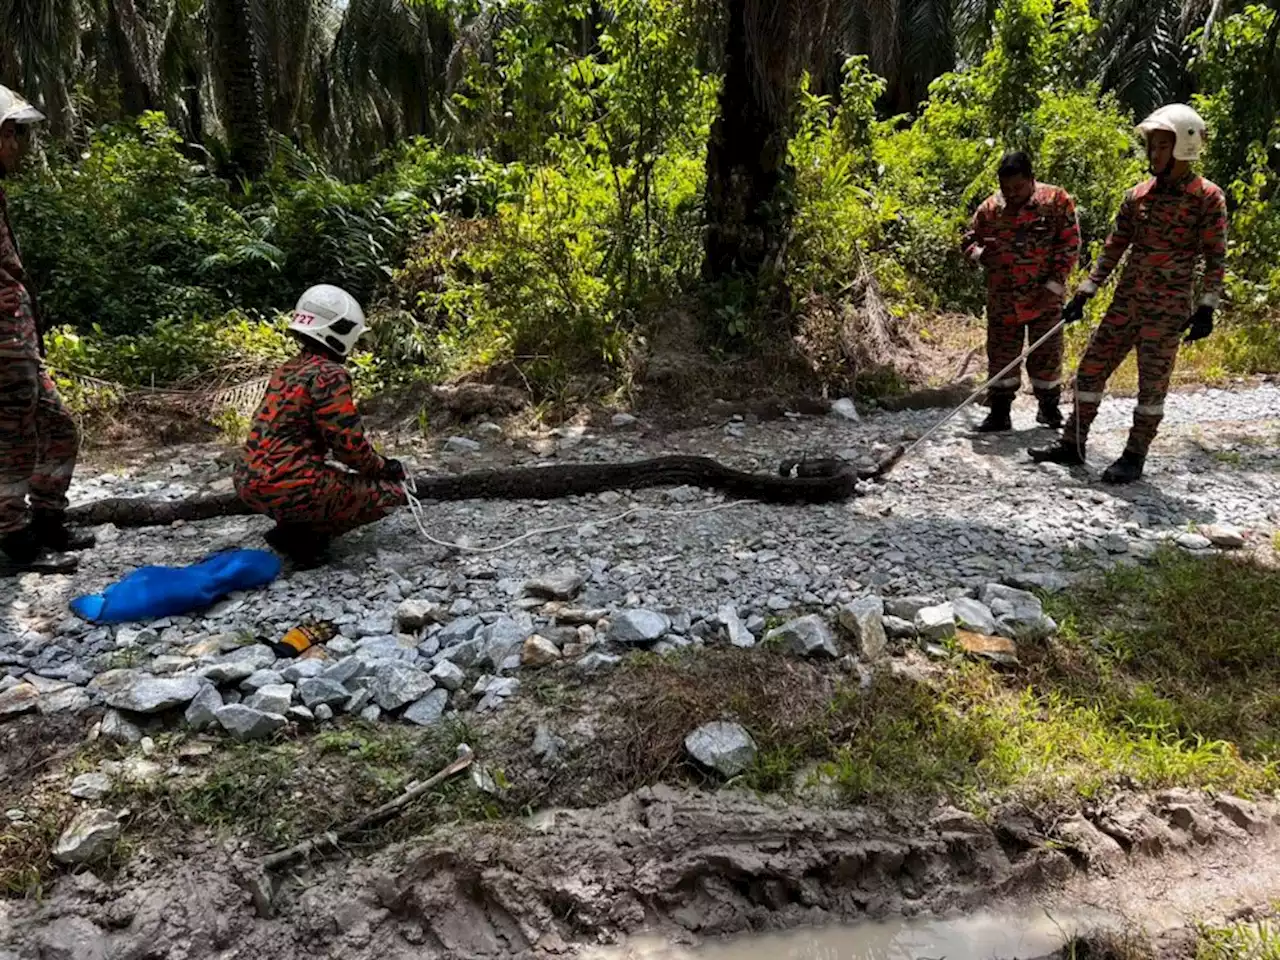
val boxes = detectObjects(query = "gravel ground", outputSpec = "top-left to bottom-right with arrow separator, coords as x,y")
1,384 -> 1276,731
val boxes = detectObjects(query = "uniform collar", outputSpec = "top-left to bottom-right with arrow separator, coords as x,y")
996,182 -> 1040,212
1154,169 -> 1197,193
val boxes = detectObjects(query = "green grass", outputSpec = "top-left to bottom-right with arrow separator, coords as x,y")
557,547 -> 1280,812
106,721 -> 483,853
1197,915 -> 1280,960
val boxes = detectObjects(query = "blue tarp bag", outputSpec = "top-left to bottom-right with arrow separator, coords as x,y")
70,549 -> 282,625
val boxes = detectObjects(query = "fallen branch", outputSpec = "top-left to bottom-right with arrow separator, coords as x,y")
260,744 -> 475,872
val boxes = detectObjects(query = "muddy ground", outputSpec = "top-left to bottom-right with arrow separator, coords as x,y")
1,774 -> 1278,959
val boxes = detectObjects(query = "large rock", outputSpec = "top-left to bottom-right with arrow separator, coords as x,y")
1200,524 -> 1246,549
395,599 -> 439,632
521,635 -> 562,667
429,660 -> 466,691
368,662 -> 435,712
403,689 -> 450,727
38,686 -> 92,715
280,660 -> 326,683
684,722 -> 757,778
914,603 -> 957,641
245,684 -> 294,716
766,615 -> 840,659
68,773 -> 113,801
215,704 -> 287,742
885,596 -> 938,620
322,657 -> 366,688
951,597 -> 997,636
523,570 -> 586,601
99,709 -> 142,745
838,598 -> 887,659
608,610 -> 671,645
0,682 -> 38,717
478,617 -> 532,668
240,669 -> 284,694
297,677 -> 351,710
980,584 -> 1056,640
199,645 -> 277,684
101,675 -> 204,715
576,651 -> 621,675
437,616 -> 484,647
53,809 -> 121,864
718,605 -> 755,649
184,685 -> 223,732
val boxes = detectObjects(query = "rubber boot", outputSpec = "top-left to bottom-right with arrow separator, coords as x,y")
31,508 -> 96,552
975,395 -> 1014,433
1028,436 -> 1086,466
265,523 -> 332,570
1102,450 -> 1146,485
0,528 -> 79,576
1034,390 -> 1064,429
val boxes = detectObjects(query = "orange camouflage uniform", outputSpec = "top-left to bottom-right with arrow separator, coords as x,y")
234,352 -> 405,537
0,185 -> 80,536
1063,172 -> 1228,457
963,183 -> 1081,400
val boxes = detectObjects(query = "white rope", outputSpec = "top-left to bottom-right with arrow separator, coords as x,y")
399,476 -> 757,554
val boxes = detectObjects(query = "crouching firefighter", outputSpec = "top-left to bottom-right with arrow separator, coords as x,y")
0,85 -> 94,576
963,150 -> 1081,432
1030,104 -> 1228,484
234,285 -> 407,568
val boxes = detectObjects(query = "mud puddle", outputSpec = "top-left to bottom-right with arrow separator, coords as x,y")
585,905 -> 1132,960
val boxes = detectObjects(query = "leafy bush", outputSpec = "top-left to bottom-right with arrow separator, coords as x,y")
9,114 -> 279,335
44,312 -> 292,388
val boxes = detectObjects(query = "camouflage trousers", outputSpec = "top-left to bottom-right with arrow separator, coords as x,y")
235,463 -> 406,538
1063,303 -> 1185,458
0,360 -> 81,535
986,312 -> 1064,400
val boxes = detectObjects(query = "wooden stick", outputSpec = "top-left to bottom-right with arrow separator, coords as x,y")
261,745 -> 475,871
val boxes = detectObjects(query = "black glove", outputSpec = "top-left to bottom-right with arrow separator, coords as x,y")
1182,305 -> 1215,343
1062,293 -> 1090,325
380,458 -> 407,483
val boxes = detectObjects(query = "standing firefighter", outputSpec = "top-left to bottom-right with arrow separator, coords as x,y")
0,85 -> 93,576
234,285 -> 407,569
1030,104 -> 1228,483
963,151 -> 1081,432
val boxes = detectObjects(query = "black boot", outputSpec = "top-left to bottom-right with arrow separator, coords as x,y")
1102,450 -> 1145,485
1028,436 -> 1086,465
31,508 -> 96,552
0,528 -> 78,576
1035,391 -> 1064,429
265,523 -> 332,570
976,395 -> 1014,433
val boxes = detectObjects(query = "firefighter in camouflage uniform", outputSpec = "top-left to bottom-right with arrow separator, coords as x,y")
1031,104 -> 1228,484
963,151 -> 1081,431
235,284 -> 407,568
0,85 -> 94,576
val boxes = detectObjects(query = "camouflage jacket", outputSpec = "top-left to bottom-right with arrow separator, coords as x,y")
963,183 -> 1081,326
1080,172 -> 1228,313
0,185 -> 40,360
237,352 -> 387,484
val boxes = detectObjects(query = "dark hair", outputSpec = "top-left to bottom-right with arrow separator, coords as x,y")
997,150 -> 1034,180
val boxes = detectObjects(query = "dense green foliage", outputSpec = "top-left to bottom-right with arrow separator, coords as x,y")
6,0 -> 1280,399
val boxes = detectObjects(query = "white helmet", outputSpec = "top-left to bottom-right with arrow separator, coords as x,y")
0,85 -> 45,127
288,284 -> 367,357
1137,104 -> 1207,162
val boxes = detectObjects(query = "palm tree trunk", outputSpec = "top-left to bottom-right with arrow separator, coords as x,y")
701,0 -> 792,283
209,0 -> 271,179
105,0 -> 158,116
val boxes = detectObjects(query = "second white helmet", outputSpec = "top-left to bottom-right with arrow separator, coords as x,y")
1137,104 -> 1207,162
288,284 -> 367,357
